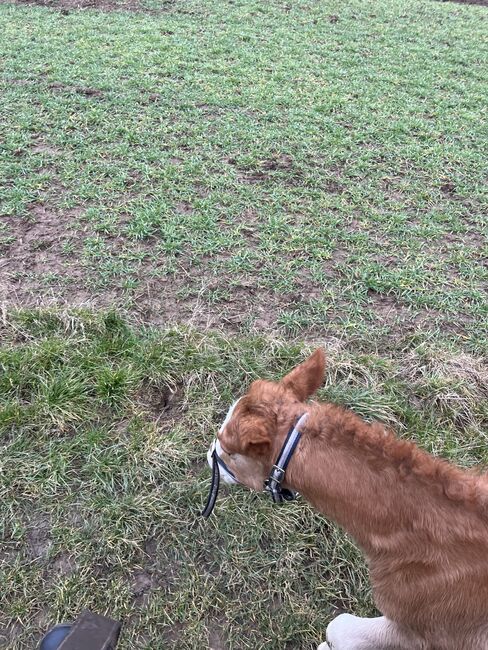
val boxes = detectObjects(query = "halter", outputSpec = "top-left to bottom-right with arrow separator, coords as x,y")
264,412 -> 307,503
201,400 -> 307,518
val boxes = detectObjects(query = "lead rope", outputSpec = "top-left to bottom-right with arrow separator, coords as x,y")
201,449 -> 220,518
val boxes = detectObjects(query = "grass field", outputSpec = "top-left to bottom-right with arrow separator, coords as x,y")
0,0 -> 487,648
1,0 -> 487,350
1,310 -> 486,649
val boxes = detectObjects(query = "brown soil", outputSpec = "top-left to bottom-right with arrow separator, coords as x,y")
25,512 -> 52,560
0,0 -> 485,12
1,189 -> 481,350
1,202 -> 91,306
0,0 -> 175,11
2,0 -> 487,12
437,0 -> 488,4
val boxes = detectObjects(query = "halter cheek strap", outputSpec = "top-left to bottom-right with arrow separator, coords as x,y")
264,413 -> 307,503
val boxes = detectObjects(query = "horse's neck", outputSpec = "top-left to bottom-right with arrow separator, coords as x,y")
284,404 -> 482,556
283,403 -> 488,641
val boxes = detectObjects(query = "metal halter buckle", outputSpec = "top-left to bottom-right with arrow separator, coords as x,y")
270,465 -> 285,482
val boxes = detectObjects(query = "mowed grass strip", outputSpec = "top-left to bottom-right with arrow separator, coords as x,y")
0,310 -> 486,649
0,0 -> 487,350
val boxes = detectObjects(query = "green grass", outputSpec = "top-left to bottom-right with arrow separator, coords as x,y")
0,0 -> 487,647
1,310 -> 487,649
0,0 -> 487,351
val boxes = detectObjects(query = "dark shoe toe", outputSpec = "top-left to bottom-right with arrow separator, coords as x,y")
39,624 -> 72,650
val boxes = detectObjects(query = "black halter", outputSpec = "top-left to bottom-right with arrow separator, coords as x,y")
201,413 -> 307,518
264,413 -> 307,503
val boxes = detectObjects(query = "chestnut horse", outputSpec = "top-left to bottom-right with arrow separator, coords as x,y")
212,349 -> 488,649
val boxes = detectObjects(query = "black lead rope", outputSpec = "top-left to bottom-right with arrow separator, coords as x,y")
201,449 -> 220,518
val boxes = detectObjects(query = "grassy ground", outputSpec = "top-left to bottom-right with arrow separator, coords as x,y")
0,0 -> 487,648
0,0 -> 487,351
0,310 -> 486,649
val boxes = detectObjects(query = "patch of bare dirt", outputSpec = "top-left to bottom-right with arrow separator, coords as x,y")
366,290 -> 401,316
0,622 -> 23,649
2,136 -> 103,303
162,622 -> 186,645
208,622 -> 228,650
175,201 -> 194,214
0,203 -> 89,304
0,0 -> 177,12
365,290 -> 447,334
31,143 -> 63,155
237,169 -> 269,184
440,181 -> 457,196
42,551 -> 78,586
1,225 -> 476,351
237,208 -> 261,243
436,0 -> 487,5
323,179 -> 345,194
227,153 -> 298,185
261,154 -> 293,171
48,82 -> 104,98
127,539 -> 181,607
25,512 -> 52,560
51,551 -> 77,576
137,382 -> 182,421
130,569 -> 160,604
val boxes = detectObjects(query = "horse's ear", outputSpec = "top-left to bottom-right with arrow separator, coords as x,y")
281,348 -> 326,401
